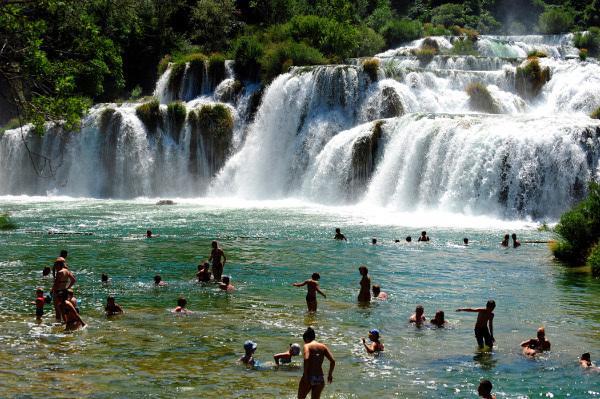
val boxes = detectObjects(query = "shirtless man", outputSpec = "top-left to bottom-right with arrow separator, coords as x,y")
501,234 -> 510,247
456,300 -> 495,349
511,233 -> 521,248
58,290 -> 85,331
334,228 -> 347,241
298,327 -> 335,399
208,240 -> 226,282
372,285 -> 388,300
520,327 -> 550,357
418,231 -> 430,242
410,305 -> 426,325
293,273 -> 326,312
357,266 -> 371,303
52,250 -> 68,278
51,258 -> 76,321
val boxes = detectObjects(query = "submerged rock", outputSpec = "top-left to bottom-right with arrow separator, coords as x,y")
156,200 -> 176,205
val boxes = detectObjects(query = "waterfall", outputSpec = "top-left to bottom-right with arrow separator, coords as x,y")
2,33 -> 600,220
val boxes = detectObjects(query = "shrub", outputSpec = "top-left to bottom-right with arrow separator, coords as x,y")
551,240 -> 578,263
356,26 -> 385,57
233,35 -> 264,81
362,58 -> 380,82
573,27 -> 600,57
431,3 -> 467,28
0,213 -> 17,230
527,50 -> 548,58
167,101 -> 187,135
587,243 -> 600,276
450,38 -> 479,56
380,19 -> 423,47
515,57 -> 551,98
135,99 -> 161,132
466,82 -> 500,114
0,118 -> 23,134
591,107 -> 600,119
579,48 -> 588,61
193,104 -> 233,138
208,53 -> 226,85
538,8 -> 574,34
260,41 -> 326,82
423,23 -> 451,36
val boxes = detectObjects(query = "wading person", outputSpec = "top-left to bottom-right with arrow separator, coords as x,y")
298,327 -> 335,399
208,240 -> 226,282
293,273 -> 326,312
51,258 -> 76,321
59,289 -> 85,331
520,326 -> 550,357
334,228 -> 346,241
357,266 -> 371,303
456,300 -> 496,349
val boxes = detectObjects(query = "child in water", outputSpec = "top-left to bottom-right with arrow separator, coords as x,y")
105,296 -> 123,316
362,329 -> 384,354
34,288 -> 45,321
174,297 -> 191,313
219,276 -> 235,292
274,343 -> 301,365
430,310 -> 447,327
240,340 -> 257,366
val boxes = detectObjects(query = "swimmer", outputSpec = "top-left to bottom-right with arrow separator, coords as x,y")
298,327 -> 335,399
410,305 -> 426,325
58,289 -> 85,330
105,296 -> 123,316
334,228 -> 347,241
274,343 -> 302,365
418,231 -> 429,242
456,300 -> 495,349
463,238 -> 469,246
520,327 -> 550,357
406,236 -> 412,243
146,230 -> 152,238
219,276 -> 235,292
42,267 -> 51,277
501,234 -> 509,247
51,258 -> 76,321
293,273 -> 326,312
240,340 -> 257,366
196,262 -> 211,282
174,297 -> 191,313
357,266 -> 371,303
511,233 -> 521,248
371,237 -> 377,245
372,285 -> 388,300
362,329 -> 384,354
430,310 -> 447,327
478,379 -> 495,399
101,273 -> 109,284
208,240 -> 227,282
34,288 -> 45,321
579,353 -> 600,371
154,275 -> 167,286
67,289 -> 79,314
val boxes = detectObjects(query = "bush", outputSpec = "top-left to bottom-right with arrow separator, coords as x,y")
573,28 -> 600,57
0,213 -> 17,230
355,26 -> 385,57
450,38 -> 479,56
466,82 -> 500,114
579,48 -> 588,61
538,8 -> 574,34
233,35 -> 264,81
431,3 -> 467,28
208,53 -> 226,85
423,23 -> 451,36
551,240 -> 578,263
515,57 -> 551,98
362,58 -> 380,82
167,101 -> 187,134
193,104 -> 234,138
380,19 -> 423,47
260,41 -> 326,82
587,243 -> 600,276
527,50 -> 547,58
135,98 -> 161,132
591,107 -> 600,119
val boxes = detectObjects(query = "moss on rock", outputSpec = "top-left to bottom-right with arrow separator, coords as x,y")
591,107 -> 600,119
349,120 -> 384,196
189,104 -> 234,173
208,53 -> 226,88
466,82 -> 501,114
167,101 -> 187,142
362,58 -> 380,82
135,98 -> 162,133
515,57 -> 551,99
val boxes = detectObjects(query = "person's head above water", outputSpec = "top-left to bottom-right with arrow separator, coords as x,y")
335,228 -> 341,234
243,340 -> 257,353
154,275 -> 162,284
290,343 -> 301,356
60,250 -> 68,258
311,272 -> 320,281
406,236 -> 412,242
107,295 -> 116,305
478,379 -> 493,397
537,326 -> 546,339
36,287 -> 43,296
434,310 -> 445,321
463,238 -> 469,245
486,299 -> 496,310
368,329 -> 380,341
421,231 -> 427,236
146,230 -> 152,238
222,276 -> 231,285
177,297 -> 187,308
212,240 -> 218,248
101,273 -> 108,282
504,234 -> 509,240
581,352 -> 591,362
42,267 -> 51,276
416,305 -> 424,316
371,237 -> 377,245
359,265 -> 368,276
511,233 -> 518,240
372,285 -> 381,296
303,326 -> 316,343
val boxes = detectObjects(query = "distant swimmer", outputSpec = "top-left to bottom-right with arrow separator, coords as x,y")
101,273 -> 109,284
196,262 -> 211,282
456,299 -> 496,349
293,273 -> 326,312
42,267 -> 51,277
219,276 -> 235,292
463,238 -> 469,246
105,296 -> 123,316
580,353 -> 600,371
430,310 -> 447,327
362,329 -> 384,354
154,275 -> 167,286
240,340 -> 257,366
274,343 -> 301,365
357,266 -> 371,303
520,327 -> 550,357
501,234 -> 509,247
372,285 -> 388,300
58,289 -> 85,331
371,237 -> 377,245
208,240 -> 227,282
410,305 -> 426,325
174,297 -> 192,313
418,231 -> 430,242
511,233 -> 521,248
146,230 -> 152,238
51,257 -> 76,321
334,228 -> 347,241
478,379 -> 495,399
406,236 -> 412,243
298,327 -> 335,399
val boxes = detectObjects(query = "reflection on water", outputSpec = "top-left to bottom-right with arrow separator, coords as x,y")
0,198 -> 599,398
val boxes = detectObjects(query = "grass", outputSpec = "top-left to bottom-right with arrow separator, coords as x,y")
135,98 -> 161,131
0,117 -> 23,134
591,107 -> 600,119
466,82 -> 500,114
0,213 -> 17,230
450,38 -> 479,56
527,50 -> 548,59
362,58 -> 380,82
166,101 -> 187,134
208,53 -> 226,85
515,57 -> 551,98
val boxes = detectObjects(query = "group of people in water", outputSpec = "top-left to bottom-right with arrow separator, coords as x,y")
32,229 -> 597,398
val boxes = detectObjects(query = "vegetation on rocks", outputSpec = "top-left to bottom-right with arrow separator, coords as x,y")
466,82 -> 500,114
167,102 -> 187,138
362,58 -> 380,82
591,107 -> 600,119
515,57 -> 551,99
0,213 -> 17,230
135,99 -> 161,132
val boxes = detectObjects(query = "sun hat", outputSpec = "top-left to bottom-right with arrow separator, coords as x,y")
244,340 -> 257,351
369,329 -> 380,338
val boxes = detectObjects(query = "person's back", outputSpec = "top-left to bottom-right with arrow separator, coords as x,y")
501,234 -> 509,247
358,266 -> 371,303
478,379 -> 495,398
511,233 -> 521,248
334,228 -> 346,241
298,327 -> 335,399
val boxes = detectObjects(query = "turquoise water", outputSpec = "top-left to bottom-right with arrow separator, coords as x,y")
1,198 -> 599,398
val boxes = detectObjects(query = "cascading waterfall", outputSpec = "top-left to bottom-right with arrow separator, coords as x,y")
1,33 -> 599,220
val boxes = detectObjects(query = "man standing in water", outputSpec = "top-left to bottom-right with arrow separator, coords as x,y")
298,327 -> 335,399
208,240 -> 227,282
51,258 -> 76,321
456,300 -> 495,349
293,273 -> 326,312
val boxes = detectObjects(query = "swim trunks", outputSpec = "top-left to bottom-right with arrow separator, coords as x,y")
309,375 -> 325,386
474,327 -> 493,347
306,294 -> 316,302
36,308 -> 44,317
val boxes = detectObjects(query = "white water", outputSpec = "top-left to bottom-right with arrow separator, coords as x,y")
1,34 -> 599,220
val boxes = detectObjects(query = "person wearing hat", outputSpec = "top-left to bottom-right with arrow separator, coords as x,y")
362,329 -> 384,354
240,340 -> 257,366
274,343 -> 301,365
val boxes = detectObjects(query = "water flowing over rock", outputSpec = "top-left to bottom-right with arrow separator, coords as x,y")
2,34 -> 600,220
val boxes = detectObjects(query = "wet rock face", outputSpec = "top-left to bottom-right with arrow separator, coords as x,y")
348,121 -> 383,198
380,87 -> 404,118
515,58 -> 551,99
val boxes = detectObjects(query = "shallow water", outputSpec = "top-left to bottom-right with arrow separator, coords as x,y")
1,198 -> 599,398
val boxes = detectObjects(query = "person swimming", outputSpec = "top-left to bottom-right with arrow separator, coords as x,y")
219,276 -> 235,292
430,310 -> 447,327
511,233 -> 521,248
174,297 -> 191,313
196,262 -> 211,282
501,234 -> 509,247
371,237 -> 377,245
274,343 -> 301,365
463,238 -> 469,246
372,285 -> 388,300
418,231 -> 430,242
334,228 -> 347,241
406,236 -> 412,243
520,327 -> 550,357
240,340 -> 257,366
105,296 -> 123,316
410,305 -> 426,325
154,275 -> 167,286
362,329 -> 384,354
101,273 -> 109,284
293,273 -> 326,312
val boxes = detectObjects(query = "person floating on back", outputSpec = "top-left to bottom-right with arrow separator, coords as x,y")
362,329 -> 384,354
430,310 -> 447,327
105,296 -> 123,316
274,343 -> 301,365
293,273 -> 326,312
478,379 -> 495,399
456,300 -> 495,349
208,240 -> 227,282
357,266 -> 371,303
511,233 -> 521,248
219,276 -> 235,292
372,285 -> 388,300
240,340 -> 257,366
418,231 -> 430,242
196,262 -> 211,283
410,305 -> 426,325
334,228 -> 346,241
298,327 -> 335,399
520,326 -> 550,357
501,234 -> 509,247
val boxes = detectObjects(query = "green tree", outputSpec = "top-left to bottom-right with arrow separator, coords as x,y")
538,7 -> 574,34
191,0 -> 238,52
